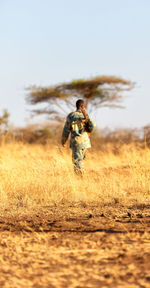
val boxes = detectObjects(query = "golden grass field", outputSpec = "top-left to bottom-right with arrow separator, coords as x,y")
0,142 -> 150,287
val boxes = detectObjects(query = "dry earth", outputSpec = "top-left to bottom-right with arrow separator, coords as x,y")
0,204 -> 150,288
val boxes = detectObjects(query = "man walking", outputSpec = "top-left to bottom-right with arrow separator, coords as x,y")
61,99 -> 95,174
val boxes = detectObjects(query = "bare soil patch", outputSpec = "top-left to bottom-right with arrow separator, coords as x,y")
0,204 -> 150,233
0,204 -> 150,287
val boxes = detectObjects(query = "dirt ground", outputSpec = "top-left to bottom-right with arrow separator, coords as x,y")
0,204 -> 150,288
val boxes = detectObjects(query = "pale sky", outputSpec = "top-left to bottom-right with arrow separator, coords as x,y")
0,0 -> 150,129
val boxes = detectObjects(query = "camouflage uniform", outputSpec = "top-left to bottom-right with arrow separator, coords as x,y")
61,110 -> 94,174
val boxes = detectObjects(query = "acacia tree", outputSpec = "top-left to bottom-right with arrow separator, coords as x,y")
26,76 -> 134,121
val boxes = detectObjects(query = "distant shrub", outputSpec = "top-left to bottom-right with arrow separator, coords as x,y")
14,125 -> 59,144
90,127 -> 145,152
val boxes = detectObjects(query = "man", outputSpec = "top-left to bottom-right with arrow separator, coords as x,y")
61,99 -> 95,174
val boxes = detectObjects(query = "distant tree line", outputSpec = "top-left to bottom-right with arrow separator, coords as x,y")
0,112 -> 150,149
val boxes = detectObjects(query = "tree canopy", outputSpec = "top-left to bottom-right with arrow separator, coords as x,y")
26,75 -> 135,121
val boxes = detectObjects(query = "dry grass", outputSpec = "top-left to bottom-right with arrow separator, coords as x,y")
0,142 -> 150,287
0,142 -> 150,212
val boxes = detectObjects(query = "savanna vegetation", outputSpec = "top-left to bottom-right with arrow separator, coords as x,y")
0,75 -> 150,287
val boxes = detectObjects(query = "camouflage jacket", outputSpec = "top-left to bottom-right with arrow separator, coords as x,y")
61,110 -> 95,149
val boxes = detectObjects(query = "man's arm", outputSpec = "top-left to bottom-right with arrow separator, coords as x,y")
61,115 -> 71,146
85,114 -> 95,133
80,107 -> 95,133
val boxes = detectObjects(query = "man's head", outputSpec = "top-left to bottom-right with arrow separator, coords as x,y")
76,99 -> 84,110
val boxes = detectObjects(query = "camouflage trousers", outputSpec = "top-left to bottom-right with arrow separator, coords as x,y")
72,147 -> 86,174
